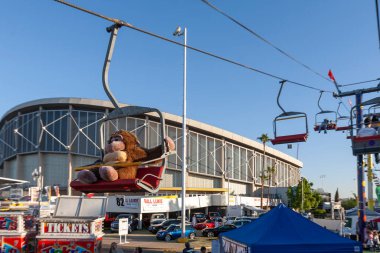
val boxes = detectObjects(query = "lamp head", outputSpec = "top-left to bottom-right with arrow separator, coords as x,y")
173,26 -> 183,36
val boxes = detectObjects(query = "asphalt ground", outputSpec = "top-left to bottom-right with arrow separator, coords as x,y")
101,229 -> 216,253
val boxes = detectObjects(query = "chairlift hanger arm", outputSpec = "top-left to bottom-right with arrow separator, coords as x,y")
103,24 -> 122,111
276,80 -> 287,114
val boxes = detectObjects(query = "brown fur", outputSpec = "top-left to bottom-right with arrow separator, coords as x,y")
112,130 -> 164,179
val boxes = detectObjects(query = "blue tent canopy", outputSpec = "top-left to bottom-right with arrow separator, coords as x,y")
220,204 -> 361,253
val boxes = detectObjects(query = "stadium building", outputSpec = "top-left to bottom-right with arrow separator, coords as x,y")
0,98 -> 302,214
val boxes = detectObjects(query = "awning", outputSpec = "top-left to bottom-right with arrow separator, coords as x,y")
0,177 -> 28,185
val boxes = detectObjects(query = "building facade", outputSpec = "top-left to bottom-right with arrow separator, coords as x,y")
0,98 -> 302,201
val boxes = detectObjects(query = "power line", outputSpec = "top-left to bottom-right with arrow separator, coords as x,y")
376,0 -> 380,49
201,0 -> 333,84
339,78 -> 380,87
54,0 -> 333,93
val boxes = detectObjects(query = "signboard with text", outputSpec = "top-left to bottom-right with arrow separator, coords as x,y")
118,218 -> 129,236
37,239 -> 101,253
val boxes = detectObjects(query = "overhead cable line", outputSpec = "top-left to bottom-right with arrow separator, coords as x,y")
201,0 -> 333,84
376,0 -> 380,49
54,0 -> 333,93
339,78 -> 380,87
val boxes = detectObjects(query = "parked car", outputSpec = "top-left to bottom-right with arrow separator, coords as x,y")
208,212 -> 221,220
150,213 -> 166,223
193,212 -> 207,223
150,219 -> 182,234
110,214 -> 138,233
224,216 -> 238,224
104,213 -> 118,228
202,224 -> 237,237
148,219 -> 166,233
239,216 -> 258,222
193,219 -> 215,230
232,220 -> 251,228
156,224 -> 196,241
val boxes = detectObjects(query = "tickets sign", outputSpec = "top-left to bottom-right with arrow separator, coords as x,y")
43,222 -> 90,234
38,239 -> 98,253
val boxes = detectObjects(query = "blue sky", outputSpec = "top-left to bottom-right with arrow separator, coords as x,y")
1,0 -> 380,198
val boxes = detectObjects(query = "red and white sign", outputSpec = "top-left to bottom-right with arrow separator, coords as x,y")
2,236 -> 26,253
43,222 -> 90,234
38,239 -> 101,253
142,197 -> 167,212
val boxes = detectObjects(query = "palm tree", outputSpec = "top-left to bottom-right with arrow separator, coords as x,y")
258,134 -> 270,209
266,165 -> 277,209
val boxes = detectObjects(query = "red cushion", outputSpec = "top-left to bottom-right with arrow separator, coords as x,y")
70,166 -> 164,193
271,133 -> 308,145
336,126 -> 351,131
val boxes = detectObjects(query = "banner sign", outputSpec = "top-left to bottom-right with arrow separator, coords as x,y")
142,198 -> 166,212
0,216 -> 19,232
43,222 -> 90,234
124,198 -> 139,209
222,237 -> 248,253
38,239 -> 98,253
2,236 -> 26,253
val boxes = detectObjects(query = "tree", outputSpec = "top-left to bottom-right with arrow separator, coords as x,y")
287,178 -> 321,211
257,134 -> 270,209
266,165 -> 276,209
341,198 -> 357,210
334,188 -> 340,202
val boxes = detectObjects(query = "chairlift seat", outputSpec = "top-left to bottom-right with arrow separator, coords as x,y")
351,135 -> 380,156
336,126 -> 352,131
313,123 -> 337,131
70,166 -> 164,193
271,133 -> 308,145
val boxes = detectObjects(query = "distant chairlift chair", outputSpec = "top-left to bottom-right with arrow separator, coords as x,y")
271,81 -> 308,145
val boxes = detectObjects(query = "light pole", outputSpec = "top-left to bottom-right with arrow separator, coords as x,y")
226,157 -> 231,216
32,166 -> 42,217
173,25 -> 187,239
301,177 -> 304,212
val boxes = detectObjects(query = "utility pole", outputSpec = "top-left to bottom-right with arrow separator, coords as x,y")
368,154 -> 374,210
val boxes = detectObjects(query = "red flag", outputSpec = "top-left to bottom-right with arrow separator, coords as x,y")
328,69 -> 336,82
86,193 -> 94,198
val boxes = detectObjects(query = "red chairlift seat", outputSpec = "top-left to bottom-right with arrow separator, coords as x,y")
70,166 -> 164,194
351,135 -> 380,156
336,126 -> 352,131
313,123 -> 337,131
271,133 -> 308,145
271,81 -> 309,145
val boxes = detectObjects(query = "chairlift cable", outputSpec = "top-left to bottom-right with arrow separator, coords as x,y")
54,0 -> 333,93
201,0 -> 333,84
339,78 -> 380,87
376,0 -> 380,49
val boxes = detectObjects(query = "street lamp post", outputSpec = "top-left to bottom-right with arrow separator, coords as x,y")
173,26 -> 187,239
301,177 -> 304,212
32,166 -> 42,217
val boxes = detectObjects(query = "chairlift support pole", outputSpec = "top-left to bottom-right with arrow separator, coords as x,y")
334,87 -> 380,243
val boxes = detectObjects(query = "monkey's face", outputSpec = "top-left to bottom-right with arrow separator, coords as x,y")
105,134 -> 126,153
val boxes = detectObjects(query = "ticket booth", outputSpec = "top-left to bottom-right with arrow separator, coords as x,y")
0,212 -> 37,252
36,196 -> 107,253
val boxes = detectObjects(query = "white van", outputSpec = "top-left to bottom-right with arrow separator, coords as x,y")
150,213 -> 165,222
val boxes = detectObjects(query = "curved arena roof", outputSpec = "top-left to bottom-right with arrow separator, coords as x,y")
0,97 -> 302,168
